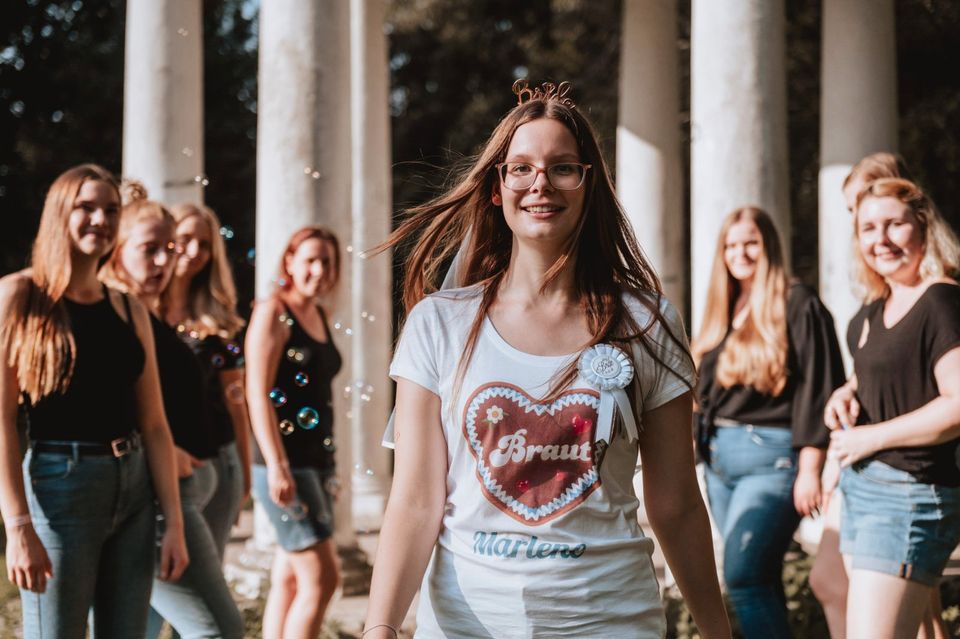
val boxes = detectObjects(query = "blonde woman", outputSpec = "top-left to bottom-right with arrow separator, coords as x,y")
0,164 -> 188,637
161,203 -> 251,560
825,178 -> 960,638
692,207 -> 845,639
100,190 -> 244,638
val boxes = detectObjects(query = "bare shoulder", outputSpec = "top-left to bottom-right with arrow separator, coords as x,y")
0,270 -> 32,309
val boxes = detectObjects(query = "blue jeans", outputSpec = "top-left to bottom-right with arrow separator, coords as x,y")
704,425 -> 800,639
204,441 -> 245,561
147,462 -> 244,639
21,446 -> 155,639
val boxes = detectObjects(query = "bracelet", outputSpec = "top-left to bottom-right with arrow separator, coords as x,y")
362,624 -> 398,638
4,514 -> 32,529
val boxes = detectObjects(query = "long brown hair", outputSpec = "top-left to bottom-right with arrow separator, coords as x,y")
854,178 -> 960,302
692,207 -> 789,396
274,226 -> 341,302
374,87 -> 691,404
160,203 -> 244,339
0,164 -> 120,403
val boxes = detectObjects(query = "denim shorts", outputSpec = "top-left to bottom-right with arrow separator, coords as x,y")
252,464 -> 334,552
840,460 -> 960,586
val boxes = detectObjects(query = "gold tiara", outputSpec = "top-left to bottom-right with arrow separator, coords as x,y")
512,79 -> 576,108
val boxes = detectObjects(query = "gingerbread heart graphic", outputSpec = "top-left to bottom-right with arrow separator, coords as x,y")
463,382 -> 601,525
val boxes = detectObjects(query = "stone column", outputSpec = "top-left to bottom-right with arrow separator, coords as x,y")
819,0 -> 897,363
349,0 -> 392,532
122,0 -> 204,204
617,0 -> 685,318
256,0 -> 354,545
690,0 -> 790,329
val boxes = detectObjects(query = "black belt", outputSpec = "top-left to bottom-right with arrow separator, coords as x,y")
31,433 -> 141,458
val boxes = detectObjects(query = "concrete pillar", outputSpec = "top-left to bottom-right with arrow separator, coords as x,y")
617,0 -> 685,318
122,0 -> 204,204
819,0 -> 897,363
349,0 -> 392,532
690,0 -> 790,329
256,0 -> 354,545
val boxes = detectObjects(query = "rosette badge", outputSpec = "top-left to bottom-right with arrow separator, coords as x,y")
578,344 -> 640,446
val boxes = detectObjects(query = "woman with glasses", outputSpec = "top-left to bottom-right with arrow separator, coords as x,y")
692,207 -> 845,639
161,203 -> 251,565
99,186 -> 244,639
0,164 -> 188,637
245,226 -> 342,639
362,81 -> 730,639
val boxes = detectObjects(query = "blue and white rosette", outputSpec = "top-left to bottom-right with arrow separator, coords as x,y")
578,344 -> 638,445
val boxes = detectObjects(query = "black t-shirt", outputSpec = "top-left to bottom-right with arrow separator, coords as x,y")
252,304 -> 341,470
151,316 -> 217,459
853,283 -> 960,486
697,284 -> 846,449
177,329 -> 243,450
27,290 -> 145,443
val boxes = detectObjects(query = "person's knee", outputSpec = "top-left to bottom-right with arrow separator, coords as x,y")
809,559 -> 846,605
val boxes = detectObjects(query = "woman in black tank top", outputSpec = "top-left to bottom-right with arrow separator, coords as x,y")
246,226 -> 342,638
99,187 -> 243,638
0,165 -> 188,637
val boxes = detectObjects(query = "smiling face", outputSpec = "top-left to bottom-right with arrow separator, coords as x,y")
173,213 -> 213,280
67,180 -> 120,258
856,194 -> 925,284
285,238 -> 337,299
119,218 -> 177,296
493,118 -> 586,249
723,219 -> 764,284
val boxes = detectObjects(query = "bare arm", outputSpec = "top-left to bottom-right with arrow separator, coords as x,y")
639,391 -> 731,639
363,379 -> 448,638
0,275 -> 53,592
220,366 -> 252,500
125,293 -> 189,581
831,347 -> 960,465
244,299 -> 294,505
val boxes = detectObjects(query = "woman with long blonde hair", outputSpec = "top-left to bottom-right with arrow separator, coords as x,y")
0,164 -> 188,636
161,203 -> 251,562
825,178 -> 960,638
692,206 -> 845,639
100,189 -> 244,638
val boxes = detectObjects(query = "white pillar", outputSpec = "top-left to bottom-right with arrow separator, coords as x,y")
349,0 -> 392,532
690,0 -> 790,330
122,0 -> 204,204
617,0 -> 685,318
256,0 -> 354,545
819,0 -> 897,363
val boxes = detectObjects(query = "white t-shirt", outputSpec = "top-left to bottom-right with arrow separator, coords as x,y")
389,285 -> 694,639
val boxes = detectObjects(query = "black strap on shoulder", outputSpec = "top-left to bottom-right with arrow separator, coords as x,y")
121,291 -> 132,324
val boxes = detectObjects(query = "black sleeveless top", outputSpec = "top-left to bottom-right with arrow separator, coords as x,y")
152,315 -> 216,459
26,290 -> 145,443
177,331 -> 242,450
253,304 -> 342,470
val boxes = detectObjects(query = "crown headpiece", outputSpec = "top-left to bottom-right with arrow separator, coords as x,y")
512,79 -> 576,108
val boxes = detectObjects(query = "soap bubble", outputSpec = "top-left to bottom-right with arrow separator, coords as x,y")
297,407 -> 320,430
245,248 -> 256,265
279,420 -> 295,436
225,381 -> 245,404
225,342 -> 241,356
269,388 -> 287,407
219,225 -> 234,240
211,354 -> 225,368
294,372 -> 309,387
322,436 -> 336,452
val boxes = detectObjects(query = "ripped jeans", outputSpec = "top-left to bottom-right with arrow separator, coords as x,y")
704,424 -> 800,639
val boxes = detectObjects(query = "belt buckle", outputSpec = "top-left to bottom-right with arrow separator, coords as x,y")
110,437 -> 132,458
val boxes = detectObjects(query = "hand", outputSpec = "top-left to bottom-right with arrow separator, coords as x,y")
268,462 -> 296,507
820,453 -> 842,510
824,384 -> 859,431
174,447 -> 203,479
830,425 -> 883,467
157,523 -> 189,582
793,468 -> 822,517
5,525 -> 53,592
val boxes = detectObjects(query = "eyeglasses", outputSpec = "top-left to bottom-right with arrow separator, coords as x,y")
496,162 -> 592,191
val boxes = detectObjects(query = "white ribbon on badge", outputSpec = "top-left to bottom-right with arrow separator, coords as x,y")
577,344 -> 638,445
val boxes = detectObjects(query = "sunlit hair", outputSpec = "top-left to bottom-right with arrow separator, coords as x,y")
274,226 -> 341,301
853,178 -> 960,302
692,207 -> 789,396
843,152 -> 912,191
99,180 -> 176,304
0,164 -> 120,404
373,85 -> 691,403
160,203 -> 244,339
